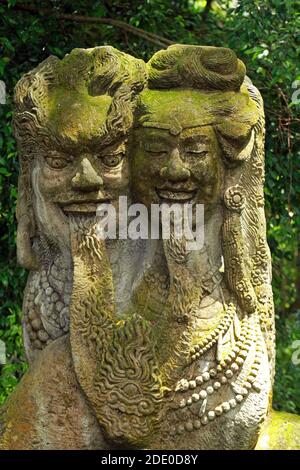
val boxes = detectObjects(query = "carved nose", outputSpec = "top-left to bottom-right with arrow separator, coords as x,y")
160,149 -> 190,182
71,157 -> 103,192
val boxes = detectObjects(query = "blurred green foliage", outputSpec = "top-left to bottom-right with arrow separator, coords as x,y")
0,0 -> 299,412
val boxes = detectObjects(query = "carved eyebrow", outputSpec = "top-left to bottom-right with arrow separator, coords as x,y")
143,133 -> 174,147
40,147 -> 74,159
139,127 -> 174,138
180,134 -> 211,145
144,140 -> 173,151
100,142 -> 126,155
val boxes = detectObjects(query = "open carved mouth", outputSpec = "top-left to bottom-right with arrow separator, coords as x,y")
61,199 -> 110,214
156,187 -> 198,203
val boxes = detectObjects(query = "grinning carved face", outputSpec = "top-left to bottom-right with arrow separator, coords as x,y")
32,93 -> 130,252
130,90 -> 224,215
37,138 -> 128,212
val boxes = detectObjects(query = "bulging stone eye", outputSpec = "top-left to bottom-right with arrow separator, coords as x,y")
45,155 -> 70,169
102,153 -> 124,167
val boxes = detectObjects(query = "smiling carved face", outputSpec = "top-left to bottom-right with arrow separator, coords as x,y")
130,89 -> 224,214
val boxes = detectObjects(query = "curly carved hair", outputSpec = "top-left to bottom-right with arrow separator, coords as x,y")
14,46 -> 147,270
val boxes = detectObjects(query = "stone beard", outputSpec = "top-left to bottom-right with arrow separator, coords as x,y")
2,44 -> 298,451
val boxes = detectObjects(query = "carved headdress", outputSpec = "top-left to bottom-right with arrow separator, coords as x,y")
143,45 -> 275,375
14,46 -> 147,270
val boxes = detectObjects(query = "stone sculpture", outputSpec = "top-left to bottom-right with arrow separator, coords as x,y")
0,45 -> 299,450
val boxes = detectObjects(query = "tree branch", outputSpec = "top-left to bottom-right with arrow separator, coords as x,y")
0,1 -> 174,48
202,0 -> 214,20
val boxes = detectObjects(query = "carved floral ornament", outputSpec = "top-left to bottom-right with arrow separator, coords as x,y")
0,45 -> 299,450
223,185 -> 246,212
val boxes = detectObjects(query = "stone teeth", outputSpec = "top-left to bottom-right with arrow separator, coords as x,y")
192,393 -> 200,402
209,368 -> 217,377
215,406 -> 223,416
199,390 -> 207,399
235,394 -> 244,403
202,372 -> 210,381
208,411 -> 216,420
229,399 -> 237,408
206,386 -> 214,395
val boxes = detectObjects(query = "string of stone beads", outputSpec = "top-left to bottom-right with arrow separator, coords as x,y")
231,315 -> 263,395
172,313 -> 261,435
175,313 -> 251,398
189,303 -> 236,363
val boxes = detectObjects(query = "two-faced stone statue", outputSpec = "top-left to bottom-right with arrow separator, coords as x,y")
0,44 -> 299,450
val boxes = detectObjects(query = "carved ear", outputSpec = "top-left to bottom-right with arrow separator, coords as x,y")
215,126 -> 255,167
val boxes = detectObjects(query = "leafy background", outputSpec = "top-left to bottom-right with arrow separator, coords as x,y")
0,0 -> 299,413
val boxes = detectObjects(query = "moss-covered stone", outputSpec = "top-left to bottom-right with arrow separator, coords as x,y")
255,410 -> 300,450
49,87 -> 112,144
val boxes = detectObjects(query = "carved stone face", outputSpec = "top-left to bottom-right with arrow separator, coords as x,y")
130,90 -> 224,212
32,93 -> 129,247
